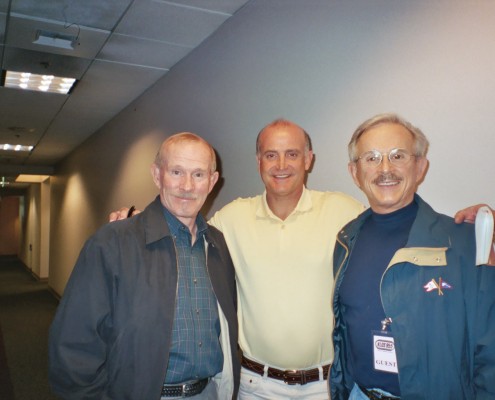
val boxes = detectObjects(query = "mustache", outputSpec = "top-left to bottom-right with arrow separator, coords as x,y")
176,192 -> 197,199
373,173 -> 402,185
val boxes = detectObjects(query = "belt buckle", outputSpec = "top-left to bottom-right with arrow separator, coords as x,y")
283,369 -> 305,385
182,381 -> 198,397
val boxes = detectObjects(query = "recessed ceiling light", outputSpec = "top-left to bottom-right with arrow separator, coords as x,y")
16,175 -> 50,183
3,71 -> 76,94
0,143 -> 34,152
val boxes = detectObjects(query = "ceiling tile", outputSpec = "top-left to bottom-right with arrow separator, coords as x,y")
163,0 -> 249,15
98,34 -> 189,69
10,0 -> 133,31
0,0 -> 8,13
0,87 -> 66,136
0,13 -> 6,41
72,59 -> 167,113
115,0 -> 229,47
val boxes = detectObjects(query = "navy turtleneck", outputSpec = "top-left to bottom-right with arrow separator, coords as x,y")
339,200 -> 418,396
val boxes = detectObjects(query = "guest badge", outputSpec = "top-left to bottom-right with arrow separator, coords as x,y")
372,330 -> 398,374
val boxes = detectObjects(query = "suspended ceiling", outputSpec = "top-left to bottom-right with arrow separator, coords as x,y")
0,0 -> 249,194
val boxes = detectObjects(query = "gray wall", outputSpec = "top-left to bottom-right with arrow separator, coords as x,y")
49,0 -> 495,294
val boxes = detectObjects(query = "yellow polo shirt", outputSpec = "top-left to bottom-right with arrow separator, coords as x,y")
209,188 -> 364,369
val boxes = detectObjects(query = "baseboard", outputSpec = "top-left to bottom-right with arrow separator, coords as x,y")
48,287 -> 61,302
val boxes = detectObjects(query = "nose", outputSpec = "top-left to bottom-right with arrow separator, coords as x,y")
277,155 -> 287,170
378,155 -> 391,172
180,174 -> 194,191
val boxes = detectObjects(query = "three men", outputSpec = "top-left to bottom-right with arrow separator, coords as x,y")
331,114 -> 495,399
106,119 -> 494,399
49,133 -> 240,399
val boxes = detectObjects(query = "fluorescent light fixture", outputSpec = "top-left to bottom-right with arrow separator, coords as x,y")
33,30 -> 76,50
16,175 -> 50,183
0,143 -> 34,152
4,71 -> 76,94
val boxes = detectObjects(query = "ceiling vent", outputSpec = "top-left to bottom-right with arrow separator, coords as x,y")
33,29 -> 77,50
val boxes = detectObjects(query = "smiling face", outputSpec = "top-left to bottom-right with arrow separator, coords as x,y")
349,122 -> 428,214
151,136 -> 218,230
257,122 -> 313,204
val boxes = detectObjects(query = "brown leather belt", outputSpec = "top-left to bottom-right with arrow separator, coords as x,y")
161,378 -> 209,398
241,355 -> 330,385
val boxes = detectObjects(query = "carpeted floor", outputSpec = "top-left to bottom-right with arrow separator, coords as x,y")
0,255 -> 59,400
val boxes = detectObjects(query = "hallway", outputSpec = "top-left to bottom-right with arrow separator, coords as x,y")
0,255 -> 59,400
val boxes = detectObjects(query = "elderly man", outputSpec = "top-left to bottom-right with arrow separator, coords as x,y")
49,133 -> 239,400
331,113 -> 495,400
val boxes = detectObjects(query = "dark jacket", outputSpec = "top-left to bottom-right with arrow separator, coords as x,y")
331,195 -> 495,400
49,196 -> 239,399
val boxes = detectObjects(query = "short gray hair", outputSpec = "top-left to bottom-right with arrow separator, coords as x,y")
155,132 -> 217,173
348,113 -> 430,162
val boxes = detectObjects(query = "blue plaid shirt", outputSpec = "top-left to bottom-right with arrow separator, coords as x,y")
163,207 -> 223,384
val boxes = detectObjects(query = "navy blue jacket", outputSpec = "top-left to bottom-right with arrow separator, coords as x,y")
331,195 -> 495,399
49,196 -> 239,399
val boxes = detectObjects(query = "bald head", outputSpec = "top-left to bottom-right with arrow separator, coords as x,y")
256,119 -> 312,156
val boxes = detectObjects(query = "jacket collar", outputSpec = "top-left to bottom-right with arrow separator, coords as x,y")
142,195 -> 220,248
338,194 -> 451,268
339,194 -> 451,249
143,196 -> 172,245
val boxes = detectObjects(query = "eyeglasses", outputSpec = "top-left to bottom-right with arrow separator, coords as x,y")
355,148 -> 416,167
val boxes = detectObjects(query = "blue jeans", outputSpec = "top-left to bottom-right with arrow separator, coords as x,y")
349,383 -> 399,400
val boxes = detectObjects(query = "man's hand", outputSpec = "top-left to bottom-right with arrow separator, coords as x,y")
454,204 -> 493,224
108,206 -> 140,222
454,204 -> 495,266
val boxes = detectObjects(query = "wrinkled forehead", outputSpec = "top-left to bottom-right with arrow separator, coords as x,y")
162,140 -> 214,168
356,123 -> 415,152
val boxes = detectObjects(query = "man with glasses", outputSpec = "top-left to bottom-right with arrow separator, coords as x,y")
331,113 -> 495,399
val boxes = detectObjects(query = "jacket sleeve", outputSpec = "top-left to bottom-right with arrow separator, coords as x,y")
474,264 -> 495,399
49,236 -> 116,399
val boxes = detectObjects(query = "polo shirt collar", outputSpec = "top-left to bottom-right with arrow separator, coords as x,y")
257,186 -> 313,220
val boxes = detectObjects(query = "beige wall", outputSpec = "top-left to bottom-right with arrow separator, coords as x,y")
18,180 -> 51,279
0,196 -> 20,255
19,185 -> 41,275
48,0 -> 495,295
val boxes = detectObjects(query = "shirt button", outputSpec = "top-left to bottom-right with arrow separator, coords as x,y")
198,341 -> 202,347
196,309 -> 200,315
193,279 -> 197,284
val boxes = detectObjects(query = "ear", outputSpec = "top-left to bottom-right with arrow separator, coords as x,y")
304,150 -> 314,171
208,171 -> 220,193
348,162 -> 361,188
150,163 -> 162,189
415,157 -> 429,184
